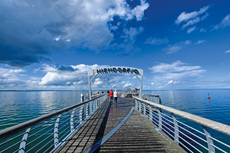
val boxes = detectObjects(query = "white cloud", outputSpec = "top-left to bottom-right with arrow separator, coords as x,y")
149,61 -> 206,88
40,64 -> 106,86
0,68 -> 27,89
182,17 -> 200,29
92,78 -> 103,87
73,80 -> 84,85
165,46 -> 182,54
167,80 -> 173,84
187,26 -> 196,33
200,28 -> 206,32
196,40 -> 205,44
123,83 -> 132,88
175,5 -> 211,25
163,40 -> 191,54
184,40 -> 192,45
130,0 -> 150,21
150,82 -> 155,86
224,50 -> 230,54
145,37 -> 168,45
213,14 -> 230,29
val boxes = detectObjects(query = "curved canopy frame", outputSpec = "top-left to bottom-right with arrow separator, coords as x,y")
88,67 -> 143,99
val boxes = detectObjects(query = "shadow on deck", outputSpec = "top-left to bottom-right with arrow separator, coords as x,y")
56,97 -> 184,153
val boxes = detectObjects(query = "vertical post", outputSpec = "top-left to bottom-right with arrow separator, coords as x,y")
140,75 -> 143,99
88,76 -> 92,100
18,128 -> 31,153
138,101 -> 141,112
148,105 -> 152,122
86,103 -> 89,118
79,106 -> 83,123
143,103 -> 146,116
203,125 -> 215,153
157,109 -> 162,130
70,109 -> 75,132
54,115 -> 61,148
90,101 -> 93,114
81,94 -> 84,103
172,113 -> 179,144
135,99 -> 138,110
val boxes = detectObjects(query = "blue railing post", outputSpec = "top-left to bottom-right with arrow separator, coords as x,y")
143,103 -> 146,116
138,101 -> 141,113
135,99 -> 138,110
86,103 -> 89,118
171,113 -> 179,144
54,115 -> 61,148
203,125 -> 215,153
148,105 -> 152,122
90,101 -> 93,115
18,128 -> 31,153
157,109 -> 162,130
70,109 -> 75,132
79,106 -> 83,123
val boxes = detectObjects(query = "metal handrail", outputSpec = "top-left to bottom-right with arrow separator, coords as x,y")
134,97 -> 230,136
0,93 -> 107,153
134,96 -> 230,153
0,93 -> 106,141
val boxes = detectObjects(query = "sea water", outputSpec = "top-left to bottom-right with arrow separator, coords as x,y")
0,89 -> 230,130
1,89 -> 230,152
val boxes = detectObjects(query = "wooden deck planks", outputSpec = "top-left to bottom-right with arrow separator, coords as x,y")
56,97 -> 184,153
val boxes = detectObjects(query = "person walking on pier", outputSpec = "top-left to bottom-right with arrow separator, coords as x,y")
114,89 -> 118,103
109,89 -> 113,102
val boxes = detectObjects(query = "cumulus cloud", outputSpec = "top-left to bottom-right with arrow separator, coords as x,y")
123,82 -> 133,88
40,64 -> 106,86
213,14 -> 230,30
149,60 -> 206,88
0,0 -> 149,67
144,37 -> 169,45
39,64 -> 141,89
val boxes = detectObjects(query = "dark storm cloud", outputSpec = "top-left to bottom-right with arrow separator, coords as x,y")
0,0 -> 149,68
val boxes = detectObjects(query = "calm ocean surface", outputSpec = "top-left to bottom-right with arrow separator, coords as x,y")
0,89 -> 230,131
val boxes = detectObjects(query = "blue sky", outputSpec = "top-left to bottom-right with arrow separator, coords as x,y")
0,0 -> 230,90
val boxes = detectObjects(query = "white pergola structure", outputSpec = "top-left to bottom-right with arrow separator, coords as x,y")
88,67 -> 143,99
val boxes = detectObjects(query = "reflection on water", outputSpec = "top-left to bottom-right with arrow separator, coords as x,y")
0,90 -> 89,130
0,89 -> 230,131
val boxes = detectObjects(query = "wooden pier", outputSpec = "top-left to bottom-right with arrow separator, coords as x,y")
56,97 -> 185,153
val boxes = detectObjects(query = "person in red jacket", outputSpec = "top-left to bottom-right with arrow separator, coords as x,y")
109,89 -> 113,102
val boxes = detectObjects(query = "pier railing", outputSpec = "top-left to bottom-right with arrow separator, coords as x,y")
134,97 -> 230,153
0,94 -> 107,153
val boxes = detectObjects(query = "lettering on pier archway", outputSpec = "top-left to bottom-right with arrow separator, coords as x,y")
88,67 -> 143,99
89,67 -> 143,76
